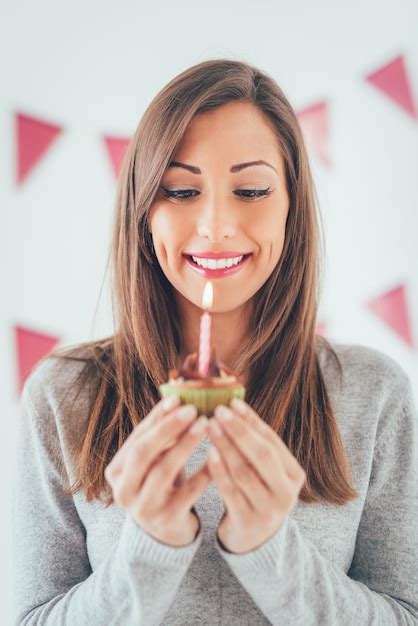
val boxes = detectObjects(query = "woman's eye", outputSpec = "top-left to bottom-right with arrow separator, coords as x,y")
235,188 -> 273,200
161,188 -> 198,201
160,186 -> 273,202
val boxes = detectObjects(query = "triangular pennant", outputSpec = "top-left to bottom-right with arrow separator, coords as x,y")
316,320 -> 327,337
103,136 -> 131,179
14,325 -> 61,395
365,54 -> 417,119
15,112 -> 63,185
366,284 -> 415,348
297,101 -> 332,168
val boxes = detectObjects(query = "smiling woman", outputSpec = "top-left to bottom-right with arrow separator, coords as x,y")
14,58 -> 418,625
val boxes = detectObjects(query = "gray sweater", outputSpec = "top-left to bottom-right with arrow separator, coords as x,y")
12,341 -> 418,625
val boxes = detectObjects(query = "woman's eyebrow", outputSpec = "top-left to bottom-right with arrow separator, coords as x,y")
168,160 -> 277,174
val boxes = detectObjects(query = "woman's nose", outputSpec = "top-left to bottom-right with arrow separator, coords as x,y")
196,199 -> 236,242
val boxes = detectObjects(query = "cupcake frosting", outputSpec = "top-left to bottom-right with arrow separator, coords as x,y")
168,345 -> 241,388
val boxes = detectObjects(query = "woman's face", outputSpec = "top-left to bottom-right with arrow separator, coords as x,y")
148,100 -> 290,314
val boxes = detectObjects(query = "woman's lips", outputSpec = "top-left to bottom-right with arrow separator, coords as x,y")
183,253 -> 252,278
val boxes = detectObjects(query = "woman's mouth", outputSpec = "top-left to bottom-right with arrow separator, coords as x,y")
183,253 -> 252,278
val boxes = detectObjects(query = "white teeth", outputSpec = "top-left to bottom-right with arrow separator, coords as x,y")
191,255 -> 244,269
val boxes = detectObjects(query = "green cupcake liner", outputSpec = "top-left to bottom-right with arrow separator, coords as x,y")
159,383 -> 245,417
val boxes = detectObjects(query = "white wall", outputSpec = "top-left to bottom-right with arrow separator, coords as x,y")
2,1 -> 417,623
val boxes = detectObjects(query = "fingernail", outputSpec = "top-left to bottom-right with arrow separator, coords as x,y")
177,405 -> 197,420
209,446 -> 220,462
215,406 -> 233,421
230,398 -> 246,412
163,395 -> 180,410
190,416 -> 208,434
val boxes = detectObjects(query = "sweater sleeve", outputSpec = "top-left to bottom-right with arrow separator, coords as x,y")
214,377 -> 418,625
13,384 -> 202,626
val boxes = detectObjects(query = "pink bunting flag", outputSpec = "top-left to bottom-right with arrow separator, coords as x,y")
15,112 -> 63,185
316,321 -> 327,337
366,284 -> 415,348
365,54 -> 418,120
14,325 -> 61,396
297,101 -> 332,168
103,136 -> 131,179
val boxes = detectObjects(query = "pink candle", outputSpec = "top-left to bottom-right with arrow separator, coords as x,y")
198,311 -> 211,376
198,281 -> 213,376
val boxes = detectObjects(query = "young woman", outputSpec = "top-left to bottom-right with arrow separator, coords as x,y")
13,59 -> 417,625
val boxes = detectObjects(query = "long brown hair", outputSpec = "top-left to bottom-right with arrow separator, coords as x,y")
38,58 -> 357,506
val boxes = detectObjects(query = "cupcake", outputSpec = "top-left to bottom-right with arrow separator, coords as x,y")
159,345 -> 245,417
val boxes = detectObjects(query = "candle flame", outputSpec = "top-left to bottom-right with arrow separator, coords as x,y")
202,281 -> 213,309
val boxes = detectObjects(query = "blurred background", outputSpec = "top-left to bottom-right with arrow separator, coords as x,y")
2,0 -> 417,622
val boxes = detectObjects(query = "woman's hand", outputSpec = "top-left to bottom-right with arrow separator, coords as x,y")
104,395 -> 211,547
206,398 -> 306,554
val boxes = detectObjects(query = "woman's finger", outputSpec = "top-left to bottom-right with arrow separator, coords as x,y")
105,395 -> 182,476
220,402 -> 305,482
169,463 -> 212,511
206,445 -> 250,517
208,423 -> 271,513
136,395 -> 182,432
106,405 -> 198,506
211,410 -> 288,496
140,416 -> 209,504
214,406 -> 304,493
